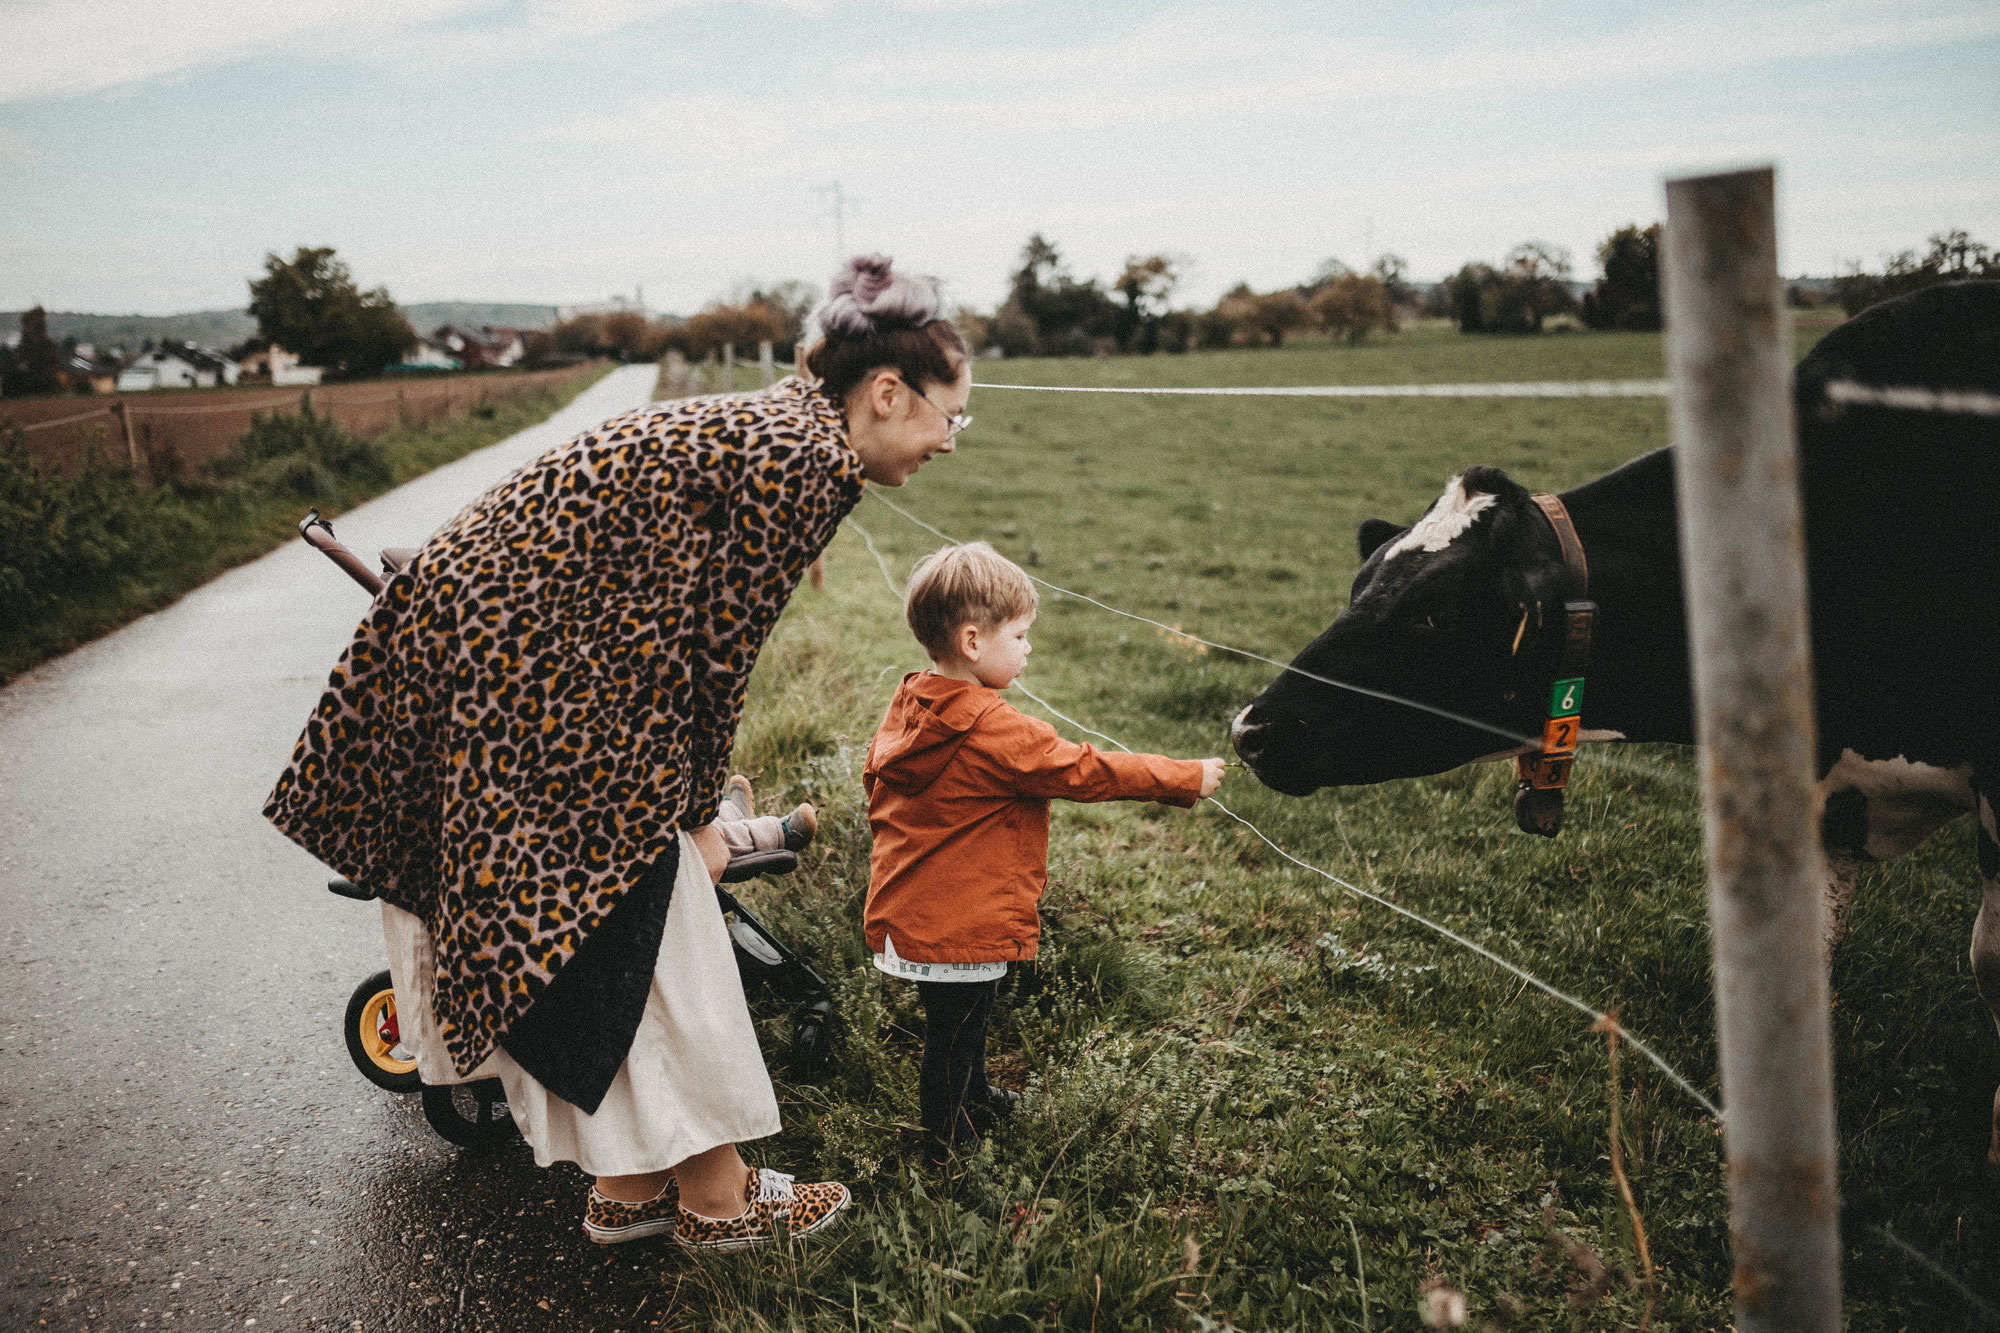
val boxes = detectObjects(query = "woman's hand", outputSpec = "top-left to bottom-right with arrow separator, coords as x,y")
1198,758 -> 1226,798
692,824 -> 730,886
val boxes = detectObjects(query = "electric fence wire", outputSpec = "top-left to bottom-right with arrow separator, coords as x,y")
841,514 -> 1723,1121
749,360 -> 1998,417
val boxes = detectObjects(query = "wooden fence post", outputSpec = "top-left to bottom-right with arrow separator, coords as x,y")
113,401 -> 140,472
758,340 -> 774,387
723,343 -> 735,392
1662,165 -> 1841,1331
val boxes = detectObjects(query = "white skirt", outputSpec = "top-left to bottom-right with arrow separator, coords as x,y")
379,831 -> 783,1177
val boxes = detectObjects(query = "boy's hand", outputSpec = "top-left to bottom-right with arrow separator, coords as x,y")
1197,758 -> 1226,798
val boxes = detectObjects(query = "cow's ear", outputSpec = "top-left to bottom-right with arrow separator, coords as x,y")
1357,519 -> 1402,561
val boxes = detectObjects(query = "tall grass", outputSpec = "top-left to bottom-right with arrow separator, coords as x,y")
0,371 -> 609,682
677,324 -> 1988,1330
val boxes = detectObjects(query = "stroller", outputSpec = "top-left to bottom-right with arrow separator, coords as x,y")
297,510 -> 836,1149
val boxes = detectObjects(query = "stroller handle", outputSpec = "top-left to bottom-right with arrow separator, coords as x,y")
300,509 -> 387,597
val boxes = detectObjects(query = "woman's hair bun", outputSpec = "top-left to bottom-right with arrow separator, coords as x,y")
810,253 -> 943,341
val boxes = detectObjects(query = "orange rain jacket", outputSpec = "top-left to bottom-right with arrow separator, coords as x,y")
863,671 -> 1207,964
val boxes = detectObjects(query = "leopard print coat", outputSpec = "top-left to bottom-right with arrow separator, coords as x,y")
264,377 -> 863,1077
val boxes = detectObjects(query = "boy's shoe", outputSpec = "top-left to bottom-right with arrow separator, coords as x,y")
583,1179 -> 681,1244
724,774 -> 756,821
675,1168 -> 850,1252
779,803 -> 817,852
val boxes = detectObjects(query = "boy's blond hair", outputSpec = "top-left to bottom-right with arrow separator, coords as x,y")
904,542 -> 1038,658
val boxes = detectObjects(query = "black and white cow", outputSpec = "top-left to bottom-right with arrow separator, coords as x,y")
1230,281 -> 2000,1156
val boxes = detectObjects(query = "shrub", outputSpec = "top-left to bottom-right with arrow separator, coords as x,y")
0,430 -> 182,618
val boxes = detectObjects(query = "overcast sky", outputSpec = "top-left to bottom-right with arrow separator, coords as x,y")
3,0 -> 1996,317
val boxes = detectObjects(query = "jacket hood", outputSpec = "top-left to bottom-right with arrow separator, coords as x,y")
869,672 -> 1003,794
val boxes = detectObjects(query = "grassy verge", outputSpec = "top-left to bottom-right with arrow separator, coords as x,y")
678,325 -> 1987,1330
0,366 -> 610,683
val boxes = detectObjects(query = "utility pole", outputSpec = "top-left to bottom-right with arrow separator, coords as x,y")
1661,164 -> 1842,1332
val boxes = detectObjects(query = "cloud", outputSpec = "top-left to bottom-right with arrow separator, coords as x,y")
0,0 -> 496,104
383,0 -> 1028,73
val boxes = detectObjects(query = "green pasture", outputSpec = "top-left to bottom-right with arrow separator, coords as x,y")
692,324 -> 1995,1330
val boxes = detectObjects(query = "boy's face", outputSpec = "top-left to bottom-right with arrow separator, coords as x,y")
955,610 -> 1035,690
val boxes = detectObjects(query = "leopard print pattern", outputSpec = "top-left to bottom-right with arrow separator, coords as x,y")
675,1169 -> 851,1252
264,379 -> 863,1076
583,1179 -> 681,1243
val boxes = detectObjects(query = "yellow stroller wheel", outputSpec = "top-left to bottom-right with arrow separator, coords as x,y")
344,969 -> 422,1092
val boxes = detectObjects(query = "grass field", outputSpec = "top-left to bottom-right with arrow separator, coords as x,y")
687,322 -> 1993,1330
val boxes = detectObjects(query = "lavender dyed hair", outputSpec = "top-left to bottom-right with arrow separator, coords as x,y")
810,253 -> 942,338
803,254 -> 967,401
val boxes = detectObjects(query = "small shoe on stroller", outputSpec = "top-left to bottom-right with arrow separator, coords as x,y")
298,511 -> 837,1149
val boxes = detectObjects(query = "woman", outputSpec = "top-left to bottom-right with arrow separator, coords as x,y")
264,254 -> 971,1250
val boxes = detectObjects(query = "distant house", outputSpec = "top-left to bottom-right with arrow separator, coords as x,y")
433,325 -> 522,370
388,336 -> 461,373
67,352 -> 117,395
269,346 -> 324,387
116,342 -> 239,391
483,326 -> 525,367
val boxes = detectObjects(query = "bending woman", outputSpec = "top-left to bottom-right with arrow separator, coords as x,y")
263,254 -> 971,1251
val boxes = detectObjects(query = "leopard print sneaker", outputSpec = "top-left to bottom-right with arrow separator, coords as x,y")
582,1179 -> 681,1244
675,1168 -> 850,1252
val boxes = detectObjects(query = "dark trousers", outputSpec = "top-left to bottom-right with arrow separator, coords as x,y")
916,979 -> 999,1148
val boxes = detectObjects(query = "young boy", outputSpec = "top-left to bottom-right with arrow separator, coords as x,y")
862,542 -> 1224,1164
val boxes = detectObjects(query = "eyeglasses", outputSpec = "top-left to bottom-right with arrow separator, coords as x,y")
900,378 -> 972,439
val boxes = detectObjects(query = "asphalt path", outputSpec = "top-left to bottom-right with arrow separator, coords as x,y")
1,365 -> 720,1332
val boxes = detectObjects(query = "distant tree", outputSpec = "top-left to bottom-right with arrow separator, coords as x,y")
1443,244 -> 1576,334
679,302 -> 788,361
1368,254 -> 1415,315
1208,284 -> 1261,346
1004,234 -> 1120,356
2,307 -> 65,397
988,301 -> 1040,358
1835,229 -> 1998,316
1112,255 -> 1178,353
1309,274 -> 1393,344
953,306 -> 994,355
1581,224 -> 1662,330
1251,290 -> 1308,346
1155,308 -> 1197,353
246,247 -> 415,378
739,280 -> 819,349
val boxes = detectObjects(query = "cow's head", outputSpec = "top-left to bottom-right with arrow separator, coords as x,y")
1231,466 -> 1578,794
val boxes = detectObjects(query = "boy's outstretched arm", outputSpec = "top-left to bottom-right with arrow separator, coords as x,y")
965,707 -> 1220,806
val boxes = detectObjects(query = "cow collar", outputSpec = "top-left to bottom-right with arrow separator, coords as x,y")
1513,493 -> 1595,837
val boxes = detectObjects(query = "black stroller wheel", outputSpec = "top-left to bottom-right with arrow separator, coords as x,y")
344,969 -> 422,1093
421,1079 -> 518,1149
790,1014 -> 830,1082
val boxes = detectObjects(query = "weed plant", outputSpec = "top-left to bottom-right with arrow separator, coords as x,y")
0,372 -> 608,681
681,324 -> 1989,1330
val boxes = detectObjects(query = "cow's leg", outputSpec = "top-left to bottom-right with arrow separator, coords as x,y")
1822,852 -> 1864,961
1971,791 -> 2000,1166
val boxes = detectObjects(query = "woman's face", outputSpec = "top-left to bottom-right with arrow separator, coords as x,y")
846,363 -> 972,486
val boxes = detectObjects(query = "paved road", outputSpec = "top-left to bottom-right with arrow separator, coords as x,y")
1,365 -> 708,1332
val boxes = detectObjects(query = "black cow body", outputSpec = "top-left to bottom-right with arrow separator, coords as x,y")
1231,281 -> 2000,1156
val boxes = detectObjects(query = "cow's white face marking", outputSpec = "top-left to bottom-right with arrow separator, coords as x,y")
1820,748 -> 1975,861
1383,477 -> 1498,560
